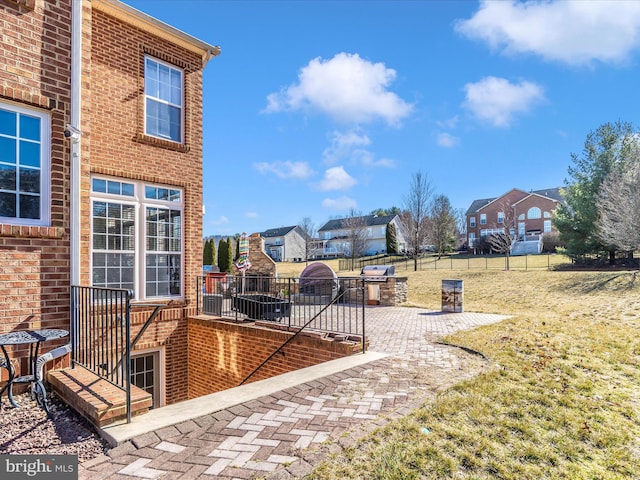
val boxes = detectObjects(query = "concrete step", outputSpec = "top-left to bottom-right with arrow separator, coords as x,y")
48,365 -> 152,428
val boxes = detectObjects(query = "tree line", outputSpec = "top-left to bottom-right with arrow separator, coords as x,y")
204,120 -> 639,271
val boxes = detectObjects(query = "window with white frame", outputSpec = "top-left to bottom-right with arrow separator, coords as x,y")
91,176 -> 183,299
480,228 -> 505,237
497,212 -> 504,223
144,56 -> 183,143
528,207 -> 541,219
469,217 -> 476,227
544,220 -> 552,232
544,211 -> 551,218
480,214 -> 487,225
0,102 -> 50,225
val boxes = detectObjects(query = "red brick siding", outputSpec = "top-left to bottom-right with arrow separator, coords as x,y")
87,8 -> 206,404
187,318 -> 361,399
0,0 -> 72,355
513,195 -> 558,234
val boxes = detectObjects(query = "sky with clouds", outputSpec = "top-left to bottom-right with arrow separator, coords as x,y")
127,0 -> 640,237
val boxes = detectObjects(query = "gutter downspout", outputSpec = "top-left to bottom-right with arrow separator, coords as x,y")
70,0 -> 82,286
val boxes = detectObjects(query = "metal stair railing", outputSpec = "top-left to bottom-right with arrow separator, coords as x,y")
239,279 -> 365,386
71,286 -> 165,423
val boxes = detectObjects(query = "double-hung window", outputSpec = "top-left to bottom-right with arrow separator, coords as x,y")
0,102 -> 50,225
144,56 -> 183,143
480,214 -> 486,225
91,177 -> 183,300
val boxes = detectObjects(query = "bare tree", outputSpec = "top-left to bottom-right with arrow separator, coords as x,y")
296,217 -> 321,265
485,199 -> 517,269
596,151 -> 640,257
399,172 -> 434,271
429,194 -> 457,257
343,209 -> 369,270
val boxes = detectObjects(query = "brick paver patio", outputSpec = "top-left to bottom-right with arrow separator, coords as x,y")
79,307 -> 508,479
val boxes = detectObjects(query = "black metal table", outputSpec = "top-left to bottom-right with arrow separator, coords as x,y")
0,329 -> 69,408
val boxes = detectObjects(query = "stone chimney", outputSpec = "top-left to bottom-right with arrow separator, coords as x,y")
246,233 -> 276,277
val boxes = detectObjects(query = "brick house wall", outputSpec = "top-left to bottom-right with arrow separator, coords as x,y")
1,0 -> 217,405
512,194 -> 558,236
187,318 -> 363,398
466,188 -> 560,249
0,0 -> 73,377
85,3 -> 213,405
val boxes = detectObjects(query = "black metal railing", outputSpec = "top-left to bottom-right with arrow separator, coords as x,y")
71,285 -> 132,421
70,286 -> 165,423
196,274 -> 366,340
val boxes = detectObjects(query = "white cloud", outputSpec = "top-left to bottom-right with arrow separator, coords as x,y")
322,129 -> 395,168
437,132 -> 459,148
463,76 -> 545,127
456,0 -> 640,66
437,116 -> 459,129
322,130 -> 371,164
245,212 -> 258,218
322,196 -> 358,211
254,161 -> 315,179
318,166 -> 357,191
264,52 -> 413,125
356,150 -> 396,168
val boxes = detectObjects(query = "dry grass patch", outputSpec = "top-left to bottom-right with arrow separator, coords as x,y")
308,269 -> 640,479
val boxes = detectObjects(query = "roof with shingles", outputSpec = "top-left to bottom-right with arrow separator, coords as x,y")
261,226 -> 298,238
466,187 -> 563,215
318,214 -> 397,231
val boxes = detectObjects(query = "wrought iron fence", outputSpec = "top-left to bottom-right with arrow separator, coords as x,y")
339,252 -> 565,272
196,274 -> 366,342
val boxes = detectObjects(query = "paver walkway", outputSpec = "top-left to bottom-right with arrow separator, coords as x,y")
80,307 -> 509,479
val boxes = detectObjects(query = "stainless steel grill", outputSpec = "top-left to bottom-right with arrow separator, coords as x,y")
360,265 -> 396,282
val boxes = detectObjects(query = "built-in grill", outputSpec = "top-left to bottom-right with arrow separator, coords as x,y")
360,265 -> 396,282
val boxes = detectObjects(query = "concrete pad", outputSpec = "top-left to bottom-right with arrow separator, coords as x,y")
100,350 -> 388,446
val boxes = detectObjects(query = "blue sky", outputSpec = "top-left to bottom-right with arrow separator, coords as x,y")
126,0 -> 640,237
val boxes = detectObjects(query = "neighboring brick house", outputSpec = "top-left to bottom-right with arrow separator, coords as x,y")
465,188 -> 563,254
317,214 -> 406,257
1,0 -> 219,408
261,225 -> 308,262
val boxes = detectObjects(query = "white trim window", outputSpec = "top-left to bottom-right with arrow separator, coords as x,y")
0,102 -> 50,225
544,220 -> 552,233
469,217 -> 476,228
528,207 -> 542,219
91,176 -> 183,300
480,213 -> 487,225
497,212 -> 504,224
144,56 -> 183,143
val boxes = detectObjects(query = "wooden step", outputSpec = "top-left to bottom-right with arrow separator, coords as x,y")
47,365 -> 152,428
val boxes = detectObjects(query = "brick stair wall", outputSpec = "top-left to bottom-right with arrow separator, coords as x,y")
48,365 -> 152,428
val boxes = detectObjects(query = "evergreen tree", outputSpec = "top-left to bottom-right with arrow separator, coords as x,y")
386,223 -> 398,254
226,236 -> 234,273
217,238 -> 228,272
203,238 -> 213,265
554,121 -> 637,262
